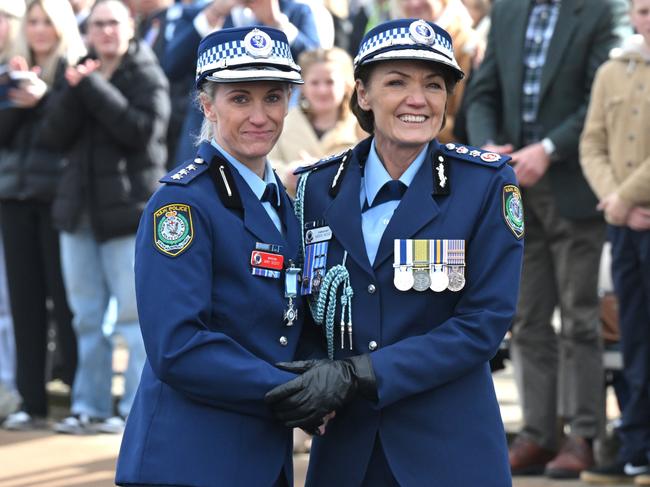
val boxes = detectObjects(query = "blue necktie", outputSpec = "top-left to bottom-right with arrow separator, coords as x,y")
363,180 -> 407,212
261,183 -> 280,210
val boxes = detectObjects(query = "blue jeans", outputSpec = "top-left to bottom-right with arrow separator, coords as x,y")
60,217 -> 145,418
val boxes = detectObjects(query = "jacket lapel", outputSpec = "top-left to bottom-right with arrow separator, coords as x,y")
372,149 -> 441,269
212,159 -> 284,247
277,175 -> 299,259
500,0 -> 530,119
539,0 -> 581,100
324,157 -> 374,277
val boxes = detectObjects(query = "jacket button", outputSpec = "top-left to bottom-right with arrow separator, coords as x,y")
368,340 -> 378,351
279,336 -> 288,346
367,284 -> 376,294
628,134 -> 636,141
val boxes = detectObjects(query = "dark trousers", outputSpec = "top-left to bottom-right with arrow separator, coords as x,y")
0,200 -> 75,416
609,226 -> 650,464
511,178 -> 605,448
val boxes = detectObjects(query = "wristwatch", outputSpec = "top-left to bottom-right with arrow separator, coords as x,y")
541,137 -> 556,158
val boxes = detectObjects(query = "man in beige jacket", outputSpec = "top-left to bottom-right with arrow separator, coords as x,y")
579,1 -> 650,483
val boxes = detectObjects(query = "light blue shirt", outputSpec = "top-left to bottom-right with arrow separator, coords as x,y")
211,140 -> 283,234
360,140 -> 428,264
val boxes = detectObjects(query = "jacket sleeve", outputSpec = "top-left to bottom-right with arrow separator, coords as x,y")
39,80 -> 87,152
285,2 -> 320,59
162,6 -> 203,81
0,108 -> 27,147
465,7 -> 502,147
135,186 -> 296,419
369,166 -> 524,409
579,65 -> 617,200
75,68 -> 170,150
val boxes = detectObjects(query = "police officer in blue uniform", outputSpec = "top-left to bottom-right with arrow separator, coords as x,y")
265,19 -> 525,487
116,26 -> 308,487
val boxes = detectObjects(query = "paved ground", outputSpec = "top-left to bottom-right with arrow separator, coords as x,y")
0,364 -> 622,487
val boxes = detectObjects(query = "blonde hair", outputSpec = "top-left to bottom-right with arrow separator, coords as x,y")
298,47 -> 355,122
0,0 -> 25,62
10,0 -> 86,86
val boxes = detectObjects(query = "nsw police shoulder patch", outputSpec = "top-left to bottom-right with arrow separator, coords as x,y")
502,185 -> 524,239
153,203 -> 194,256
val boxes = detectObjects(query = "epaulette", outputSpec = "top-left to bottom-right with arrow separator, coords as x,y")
293,150 -> 351,176
440,143 -> 510,169
160,157 -> 210,185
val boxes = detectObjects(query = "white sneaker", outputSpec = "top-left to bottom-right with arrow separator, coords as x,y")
53,414 -> 97,435
94,415 -> 125,434
2,411 -> 47,430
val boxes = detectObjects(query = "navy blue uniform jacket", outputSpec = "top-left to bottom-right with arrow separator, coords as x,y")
298,138 -> 524,487
116,142 -> 306,487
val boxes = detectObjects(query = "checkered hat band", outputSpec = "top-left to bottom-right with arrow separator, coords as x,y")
196,39 -> 293,77
355,27 -> 453,65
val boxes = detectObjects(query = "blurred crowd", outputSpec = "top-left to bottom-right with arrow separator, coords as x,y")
0,0 -> 648,484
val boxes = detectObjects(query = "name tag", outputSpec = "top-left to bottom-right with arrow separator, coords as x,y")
251,250 -> 284,270
305,226 -> 332,244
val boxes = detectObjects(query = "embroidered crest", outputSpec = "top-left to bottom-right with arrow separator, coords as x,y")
502,185 -> 524,239
154,204 -> 194,256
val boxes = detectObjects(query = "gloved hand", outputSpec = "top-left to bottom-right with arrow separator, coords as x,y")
264,355 -> 377,432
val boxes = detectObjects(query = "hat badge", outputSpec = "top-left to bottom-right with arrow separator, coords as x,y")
409,20 -> 435,46
244,29 -> 273,58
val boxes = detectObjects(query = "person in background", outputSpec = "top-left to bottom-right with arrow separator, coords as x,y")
579,0 -> 650,483
0,0 -> 25,422
462,0 -> 491,42
116,25 -> 311,487
467,0 -> 630,478
0,0 -> 85,431
265,18 -> 524,487
133,0 -> 192,169
269,47 -> 363,196
68,0 -> 96,37
39,0 -> 169,435
164,0 -> 320,163
396,0 -> 480,143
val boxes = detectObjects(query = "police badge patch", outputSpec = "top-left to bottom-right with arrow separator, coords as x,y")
502,185 -> 524,239
153,204 -> 194,256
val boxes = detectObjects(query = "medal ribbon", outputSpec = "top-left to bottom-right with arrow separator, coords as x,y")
413,239 -> 429,268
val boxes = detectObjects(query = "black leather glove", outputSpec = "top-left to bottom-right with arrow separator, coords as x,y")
264,355 -> 377,432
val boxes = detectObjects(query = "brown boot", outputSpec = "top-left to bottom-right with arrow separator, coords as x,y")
509,436 -> 556,475
545,436 -> 594,479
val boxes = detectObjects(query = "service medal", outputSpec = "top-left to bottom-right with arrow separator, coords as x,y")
429,239 -> 448,292
448,267 -> 466,292
413,269 -> 431,292
412,240 -> 431,291
393,239 -> 414,291
394,268 -> 415,291
446,240 -> 466,292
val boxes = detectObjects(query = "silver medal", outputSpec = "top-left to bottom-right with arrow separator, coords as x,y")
447,267 -> 466,292
429,266 -> 449,292
394,267 -> 414,291
412,269 -> 431,292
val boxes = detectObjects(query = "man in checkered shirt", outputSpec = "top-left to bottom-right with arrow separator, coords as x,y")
466,0 -> 630,480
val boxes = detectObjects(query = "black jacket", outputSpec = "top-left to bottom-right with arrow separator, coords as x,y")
0,58 -> 69,202
41,40 -> 170,241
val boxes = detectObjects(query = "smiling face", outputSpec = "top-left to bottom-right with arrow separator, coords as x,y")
25,3 -> 59,59
302,61 -> 347,116
355,60 -> 448,151
87,1 -> 134,61
201,81 -> 290,168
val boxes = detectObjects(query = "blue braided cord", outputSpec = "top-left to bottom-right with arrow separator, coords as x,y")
293,171 -> 354,358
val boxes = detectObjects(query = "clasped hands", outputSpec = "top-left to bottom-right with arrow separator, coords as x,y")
264,354 -> 377,436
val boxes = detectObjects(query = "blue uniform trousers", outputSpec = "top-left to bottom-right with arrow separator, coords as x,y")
609,226 -> 650,464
